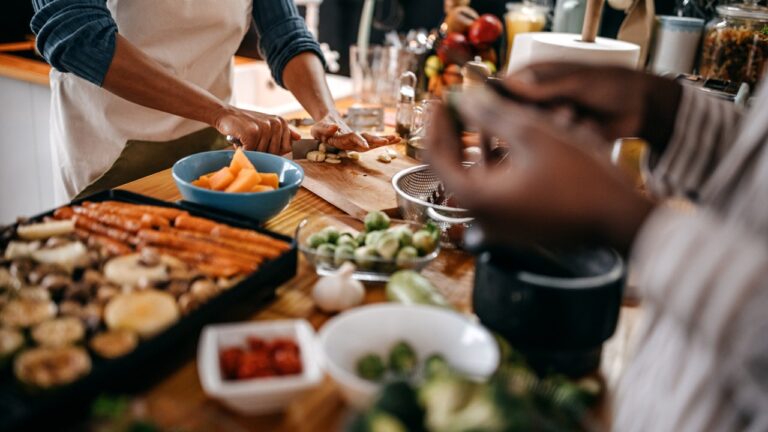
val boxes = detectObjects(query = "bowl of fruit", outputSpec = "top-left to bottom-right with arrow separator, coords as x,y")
296,211 -> 441,282
172,149 -> 304,222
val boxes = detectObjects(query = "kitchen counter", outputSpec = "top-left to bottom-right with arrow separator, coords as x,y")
0,42 -> 49,86
115,135 -> 642,430
0,42 -> 266,87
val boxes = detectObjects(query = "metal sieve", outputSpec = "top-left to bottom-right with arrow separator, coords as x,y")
391,164 -> 474,247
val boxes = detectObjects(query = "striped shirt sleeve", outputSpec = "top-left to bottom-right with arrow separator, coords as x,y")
628,204 -> 768,426
646,86 -> 743,199
30,0 -> 117,86
251,0 -> 325,88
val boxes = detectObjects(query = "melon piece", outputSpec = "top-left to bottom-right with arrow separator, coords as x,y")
208,167 -> 236,191
251,185 -> 275,193
225,169 -> 262,193
259,173 -> 279,189
192,176 -> 211,189
229,148 -> 256,174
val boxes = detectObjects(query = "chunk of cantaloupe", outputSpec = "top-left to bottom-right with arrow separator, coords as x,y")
258,173 -> 279,189
225,169 -> 262,193
229,148 -> 256,174
192,176 -> 211,189
251,185 -> 275,193
208,167 -> 236,191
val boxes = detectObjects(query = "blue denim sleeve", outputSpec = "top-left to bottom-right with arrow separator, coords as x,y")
30,0 -> 117,86
252,0 -> 326,88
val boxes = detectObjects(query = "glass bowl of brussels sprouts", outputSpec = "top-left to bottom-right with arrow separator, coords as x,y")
296,211 -> 441,282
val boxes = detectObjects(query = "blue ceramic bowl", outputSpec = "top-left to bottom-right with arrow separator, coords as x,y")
172,150 -> 304,222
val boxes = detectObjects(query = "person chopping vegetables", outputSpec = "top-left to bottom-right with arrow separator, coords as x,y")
31,0 -> 396,201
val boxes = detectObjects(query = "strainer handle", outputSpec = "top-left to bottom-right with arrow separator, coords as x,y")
426,207 -> 474,225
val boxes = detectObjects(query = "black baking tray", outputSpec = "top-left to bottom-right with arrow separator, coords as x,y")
0,190 -> 298,431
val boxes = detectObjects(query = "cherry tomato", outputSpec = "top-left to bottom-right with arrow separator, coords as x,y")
219,347 -> 244,380
237,350 -> 273,379
246,336 -> 267,352
273,349 -> 302,375
269,339 -> 300,355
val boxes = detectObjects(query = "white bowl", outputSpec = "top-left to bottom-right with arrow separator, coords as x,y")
197,320 -> 322,415
317,304 -> 499,409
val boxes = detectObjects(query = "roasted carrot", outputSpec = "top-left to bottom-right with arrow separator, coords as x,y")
75,229 -> 132,256
138,245 -> 244,278
95,201 -> 188,220
53,206 -> 75,220
72,206 -> 144,232
73,215 -> 139,246
173,214 -> 219,233
137,230 -> 260,271
81,203 -> 169,228
211,225 -> 289,251
174,214 -> 288,251
175,229 -> 283,259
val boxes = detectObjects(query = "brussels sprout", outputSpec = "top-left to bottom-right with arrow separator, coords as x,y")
388,225 -> 413,247
307,232 -> 328,249
375,232 -> 400,261
388,341 -> 417,376
412,231 -> 437,256
334,244 -> 356,267
365,231 -> 384,247
357,353 -> 386,381
316,243 -> 336,267
364,211 -> 391,232
395,246 -> 419,268
355,246 -> 379,270
322,227 -> 341,244
337,232 -> 357,248
424,354 -> 450,379
355,231 -> 368,246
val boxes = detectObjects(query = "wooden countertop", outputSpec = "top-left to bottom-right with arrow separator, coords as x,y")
0,41 -> 259,87
0,41 -> 49,86
116,166 -> 640,430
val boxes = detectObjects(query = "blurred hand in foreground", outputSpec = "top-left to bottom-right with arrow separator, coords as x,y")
310,112 -> 400,152
426,85 -> 655,250
502,63 -> 683,152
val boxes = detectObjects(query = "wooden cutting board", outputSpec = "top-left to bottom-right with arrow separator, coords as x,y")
293,143 -> 420,220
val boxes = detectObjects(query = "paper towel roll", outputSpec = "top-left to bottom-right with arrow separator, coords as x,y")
506,32 -> 641,74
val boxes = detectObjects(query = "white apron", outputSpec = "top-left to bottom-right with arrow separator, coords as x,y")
49,0 -> 252,201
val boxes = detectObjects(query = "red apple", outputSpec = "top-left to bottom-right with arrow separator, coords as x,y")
437,32 -> 472,65
468,14 -> 503,47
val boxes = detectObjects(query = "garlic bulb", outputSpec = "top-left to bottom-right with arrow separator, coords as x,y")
312,262 -> 365,313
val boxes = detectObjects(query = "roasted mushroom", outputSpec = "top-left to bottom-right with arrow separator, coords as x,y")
31,317 -> 85,347
30,241 -> 89,274
17,220 -> 75,241
190,279 -> 220,302
9,258 -> 35,282
89,329 -> 139,359
5,242 -> 40,261
14,346 -> 91,389
18,286 -> 51,302
40,273 -> 72,296
104,290 -> 179,338
27,264 -> 67,286
104,254 -> 170,287
0,298 -> 56,328
0,327 -> 24,366
96,285 -> 120,304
